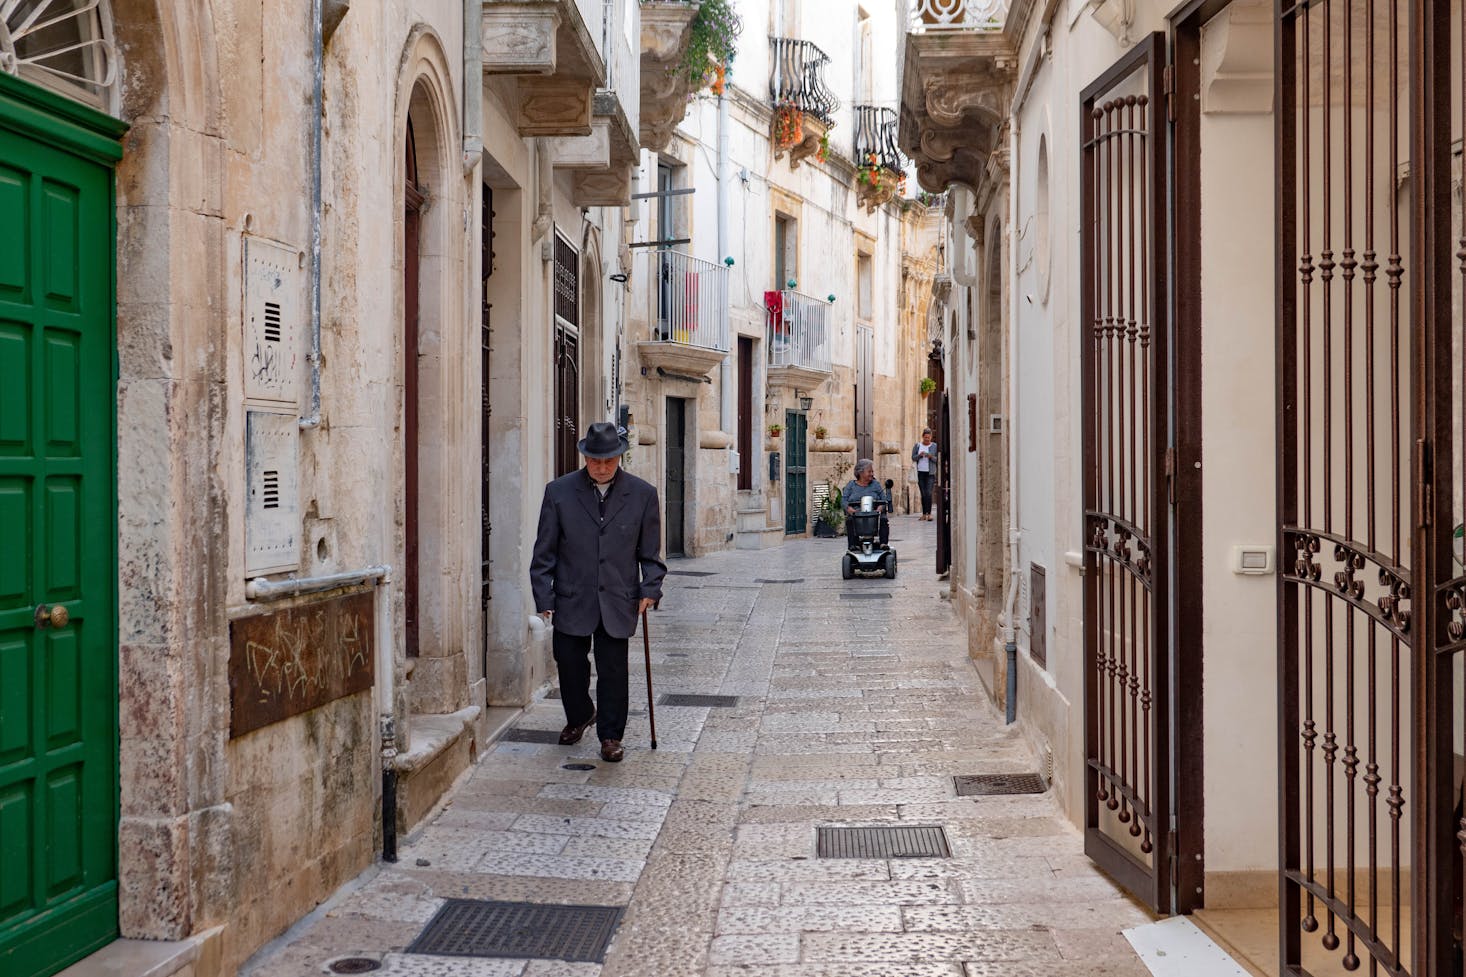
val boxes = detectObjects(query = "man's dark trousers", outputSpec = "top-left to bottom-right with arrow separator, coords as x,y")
553,622 -> 628,742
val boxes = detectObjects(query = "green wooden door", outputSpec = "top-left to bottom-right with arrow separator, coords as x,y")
783,411 -> 806,534
0,73 -> 122,977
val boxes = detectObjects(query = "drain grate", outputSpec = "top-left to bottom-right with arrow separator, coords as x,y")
327,958 -> 381,974
562,762 -> 597,771
817,825 -> 951,859
954,773 -> 1048,796
665,652 -> 689,658
502,728 -> 562,744
407,899 -> 623,963
840,592 -> 892,600
667,570 -> 717,577
659,693 -> 739,707
755,578 -> 806,584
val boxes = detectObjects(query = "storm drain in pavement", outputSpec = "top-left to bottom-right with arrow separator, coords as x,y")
755,577 -> 806,584
407,899 -> 623,963
326,958 -> 380,974
667,570 -> 717,577
659,693 -> 739,707
840,592 -> 893,600
817,825 -> 951,859
954,773 -> 1048,796
501,728 -> 562,744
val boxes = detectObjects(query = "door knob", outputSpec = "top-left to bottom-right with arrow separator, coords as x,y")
33,604 -> 69,629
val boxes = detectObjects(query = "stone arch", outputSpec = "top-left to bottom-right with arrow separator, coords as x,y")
393,26 -> 468,713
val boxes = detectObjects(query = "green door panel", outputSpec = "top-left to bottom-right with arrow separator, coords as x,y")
0,75 -> 119,977
783,411 -> 807,534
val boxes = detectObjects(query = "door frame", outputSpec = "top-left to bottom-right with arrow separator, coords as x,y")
665,396 -> 687,557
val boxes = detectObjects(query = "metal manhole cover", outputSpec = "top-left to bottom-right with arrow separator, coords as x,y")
667,570 -> 717,577
502,728 -> 562,744
954,773 -> 1048,796
755,578 -> 805,584
659,693 -> 739,707
817,825 -> 951,859
327,959 -> 380,974
840,592 -> 892,600
562,762 -> 597,771
407,899 -> 623,963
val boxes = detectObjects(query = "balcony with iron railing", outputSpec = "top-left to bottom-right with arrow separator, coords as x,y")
765,289 -> 833,389
853,106 -> 908,212
769,37 -> 838,168
898,0 -> 1015,193
637,250 -> 730,380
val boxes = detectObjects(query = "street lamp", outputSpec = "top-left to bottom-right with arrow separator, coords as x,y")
798,394 -> 813,412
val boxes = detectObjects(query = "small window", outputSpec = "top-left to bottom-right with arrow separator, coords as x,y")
774,214 -> 797,289
857,253 -> 873,321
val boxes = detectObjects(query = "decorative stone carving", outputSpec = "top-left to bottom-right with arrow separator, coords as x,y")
898,27 -> 1016,197
774,114 -> 829,170
482,0 -> 606,137
548,122 -> 611,168
571,91 -> 639,206
1200,0 -> 1273,115
574,165 -> 635,207
639,1 -> 700,153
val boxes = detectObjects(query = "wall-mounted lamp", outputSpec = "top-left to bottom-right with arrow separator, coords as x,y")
798,395 -> 813,412
786,278 -> 798,289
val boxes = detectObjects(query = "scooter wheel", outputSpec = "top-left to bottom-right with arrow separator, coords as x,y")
885,551 -> 898,579
841,553 -> 854,580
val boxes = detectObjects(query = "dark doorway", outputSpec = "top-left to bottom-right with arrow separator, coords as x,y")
665,398 -> 687,556
404,120 -> 424,657
553,233 -> 580,477
737,337 -> 754,490
480,183 -> 494,674
855,326 -> 874,459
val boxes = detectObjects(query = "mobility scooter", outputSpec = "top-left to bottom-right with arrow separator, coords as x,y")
841,480 -> 897,580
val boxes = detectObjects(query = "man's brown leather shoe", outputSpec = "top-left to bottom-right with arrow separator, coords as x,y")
600,739 -> 624,762
558,708 -> 596,745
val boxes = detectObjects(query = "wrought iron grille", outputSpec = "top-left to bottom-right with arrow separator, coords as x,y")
768,37 -> 837,124
652,250 -> 730,351
1079,35 -> 1172,914
853,105 -> 905,174
766,289 -> 832,373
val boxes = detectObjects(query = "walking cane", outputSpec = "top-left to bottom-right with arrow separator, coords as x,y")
641,609 -> 658,749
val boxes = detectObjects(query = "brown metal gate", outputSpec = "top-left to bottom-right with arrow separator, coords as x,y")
1080,34 -> 1176,913
1276,0 -> 1461,971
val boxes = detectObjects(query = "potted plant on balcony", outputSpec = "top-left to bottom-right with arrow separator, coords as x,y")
680,0 -> 743,91
813,424 -> 828,440
773,101 -> 804,151
919,376 -> 937,398
815,133 -> 829,164
768,423 -> 783,438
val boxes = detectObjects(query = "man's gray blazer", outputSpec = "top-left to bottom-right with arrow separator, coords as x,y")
530,469 -> 667,639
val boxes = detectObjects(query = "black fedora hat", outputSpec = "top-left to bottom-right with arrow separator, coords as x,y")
577,421 -> 629,459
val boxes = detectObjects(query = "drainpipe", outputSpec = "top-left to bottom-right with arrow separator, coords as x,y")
717,92 -> 732,436
375,569 -> 399,862
463,0 -> 482,173
1000,115 -> 1021,726
300,0 -> 325,430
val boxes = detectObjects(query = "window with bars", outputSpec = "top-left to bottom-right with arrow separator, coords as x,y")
554,232 -> 581,477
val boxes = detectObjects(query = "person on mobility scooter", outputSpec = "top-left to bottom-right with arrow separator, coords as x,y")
840,459 -> 897,579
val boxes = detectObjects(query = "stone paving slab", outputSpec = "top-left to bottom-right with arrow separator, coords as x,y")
242,517 -> 1151,977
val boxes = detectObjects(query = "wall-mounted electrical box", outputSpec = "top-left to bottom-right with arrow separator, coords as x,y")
245,409 -> 301,575
1232,544 -> 1275,575
243,237 -> 303,405
989,414 -> 1004,434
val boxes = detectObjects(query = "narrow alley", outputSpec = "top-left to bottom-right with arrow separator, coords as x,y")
243,517 -> 1152,977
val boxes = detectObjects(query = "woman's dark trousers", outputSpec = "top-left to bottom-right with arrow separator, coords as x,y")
917,471 -> 934,516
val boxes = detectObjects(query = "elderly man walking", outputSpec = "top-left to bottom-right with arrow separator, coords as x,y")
531,421 -> 666,762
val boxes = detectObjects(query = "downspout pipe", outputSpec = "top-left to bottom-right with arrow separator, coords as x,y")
301,0 -> 324,430
463,0 -> 482,172
1000,115 -> 1020,726
717,92 -> 731,436
376,569 -> 398,862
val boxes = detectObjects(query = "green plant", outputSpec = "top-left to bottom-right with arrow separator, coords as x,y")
919,376 -> 937,397
813,425 -> 828,439
821,481 -> 846,532
768,423 -> 783,436
679,0 -> 743,90
816,132 -> 829,163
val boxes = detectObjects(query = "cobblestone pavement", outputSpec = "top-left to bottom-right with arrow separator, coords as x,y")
246,515 -> 1154,977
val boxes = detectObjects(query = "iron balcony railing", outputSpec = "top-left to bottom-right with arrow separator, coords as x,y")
768,37 -> 838,124
652,250 -> 730,352
908,0 -> 1008,31
853,105 -> 906,173
766,289 -> 833,373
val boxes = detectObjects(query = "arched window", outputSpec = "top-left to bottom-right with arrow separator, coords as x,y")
2,0 -> 118,113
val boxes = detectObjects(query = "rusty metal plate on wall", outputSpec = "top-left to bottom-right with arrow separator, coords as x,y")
229,591 -> 375,738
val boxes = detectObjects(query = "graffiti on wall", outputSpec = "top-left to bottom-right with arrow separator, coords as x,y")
228,591 -> 375,737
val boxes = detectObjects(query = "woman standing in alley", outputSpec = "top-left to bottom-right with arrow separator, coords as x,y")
912,428 -> 937,521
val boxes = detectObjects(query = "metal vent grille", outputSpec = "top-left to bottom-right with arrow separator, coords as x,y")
659,694 -> 738,707
817,826 -> 951,859
502,728 -> 562,744
262,470 -> 280,509
954,773 -> 1048,796
840,592 -> 892,600
407,900 -> 623,963
263,301 -> 282,342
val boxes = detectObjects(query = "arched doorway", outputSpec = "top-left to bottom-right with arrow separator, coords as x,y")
1,4 -> 124,975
